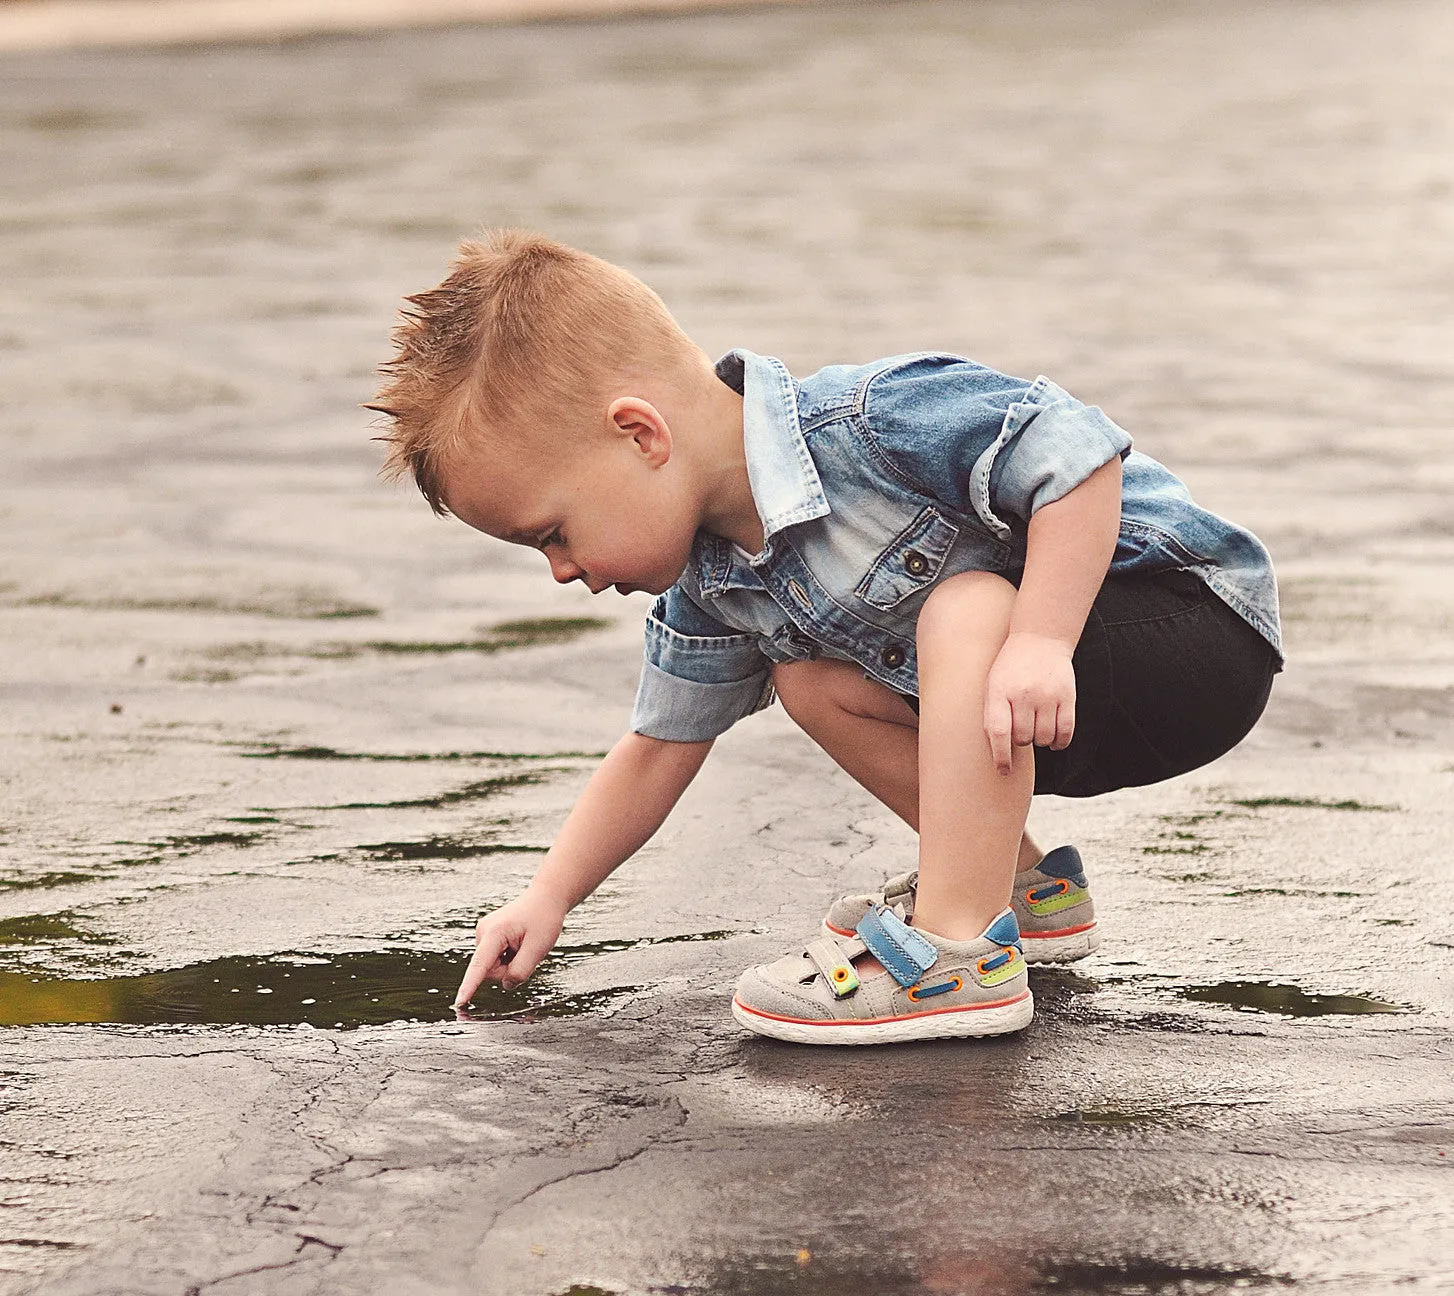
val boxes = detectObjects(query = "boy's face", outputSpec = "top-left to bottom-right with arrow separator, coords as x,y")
444,404 -> 699,598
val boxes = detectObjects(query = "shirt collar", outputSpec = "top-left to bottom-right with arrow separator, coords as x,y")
714,348 -> 830,548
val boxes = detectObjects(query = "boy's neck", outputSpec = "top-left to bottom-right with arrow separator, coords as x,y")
685,365 -> 764,556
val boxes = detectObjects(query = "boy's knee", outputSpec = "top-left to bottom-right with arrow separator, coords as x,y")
772,658 -> 915,729
771,658 -> 826,721
917,570 -> 1016,642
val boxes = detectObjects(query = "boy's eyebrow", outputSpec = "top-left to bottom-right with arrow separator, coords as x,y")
500,527 -> 546,547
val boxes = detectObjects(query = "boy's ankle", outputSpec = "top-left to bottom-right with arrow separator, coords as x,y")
909,904 -> 1003,944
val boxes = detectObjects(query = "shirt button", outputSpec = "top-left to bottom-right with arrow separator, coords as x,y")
904,549 -> 929,577
880,644 -> 906,670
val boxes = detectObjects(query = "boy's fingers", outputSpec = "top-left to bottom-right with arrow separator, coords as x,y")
984,695 -> 1014,774
1010,698 -> 1037,749
498,928 -> 555,991
1032,707 -> 1058,749
1052,701 -> 1076,751
453,929 -> 512,1008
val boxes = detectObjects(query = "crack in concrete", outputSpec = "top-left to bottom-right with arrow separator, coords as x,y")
478,1094 -> 689,1246
183,1232 -> 345,1295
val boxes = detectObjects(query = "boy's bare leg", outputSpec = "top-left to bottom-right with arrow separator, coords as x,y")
912,571 -> 1034,939
773,575 -> 1042,934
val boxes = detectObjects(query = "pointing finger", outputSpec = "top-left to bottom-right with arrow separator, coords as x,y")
453,927 -> 513,1008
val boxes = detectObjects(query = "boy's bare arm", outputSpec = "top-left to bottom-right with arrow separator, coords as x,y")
453,730 -> 713,1006
984,455 -> 1123,774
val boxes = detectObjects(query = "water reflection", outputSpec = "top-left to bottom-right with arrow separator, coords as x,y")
0,944 -> 621,1028
562,1250 -> 1293,1295
1177,981 -> 1404,1017
0,929 -> 735,1028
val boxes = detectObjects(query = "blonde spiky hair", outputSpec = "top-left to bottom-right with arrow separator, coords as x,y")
368,230 -> 700,516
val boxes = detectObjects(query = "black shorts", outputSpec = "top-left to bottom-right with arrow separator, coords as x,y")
903,569 -> 1279,798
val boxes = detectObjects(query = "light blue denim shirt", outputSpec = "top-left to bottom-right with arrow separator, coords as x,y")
630,349 -> 1282,743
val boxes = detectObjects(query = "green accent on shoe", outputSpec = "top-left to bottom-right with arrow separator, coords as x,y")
1026,884 -> 1090,916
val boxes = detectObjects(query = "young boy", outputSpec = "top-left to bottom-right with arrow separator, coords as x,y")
370,230 -> 1282,1045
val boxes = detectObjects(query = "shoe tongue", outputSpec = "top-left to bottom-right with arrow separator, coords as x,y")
983,907 -> 1022,949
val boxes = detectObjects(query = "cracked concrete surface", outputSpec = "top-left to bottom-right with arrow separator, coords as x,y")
1,0 -> 1452,1292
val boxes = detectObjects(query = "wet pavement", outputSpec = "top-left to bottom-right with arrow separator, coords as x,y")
1,0 -> 1452,1291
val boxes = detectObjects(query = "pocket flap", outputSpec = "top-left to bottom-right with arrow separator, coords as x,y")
855,507 -> 960,610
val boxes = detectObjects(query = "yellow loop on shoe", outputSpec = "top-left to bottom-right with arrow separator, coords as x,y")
805,936 -> 865,998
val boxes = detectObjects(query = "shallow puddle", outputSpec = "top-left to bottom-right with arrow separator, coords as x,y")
110,829 -> 270,867
0,931 -> 734,1029
0,946 -> 611,1028
190,616 -> 613,673
0,871 -> 97,894
1033,1258 -> 1294,1293
361,615 -> 612,655
1178,981 -> 1404,1017
239,744 -> 603,762
605,1252 -> 1294,1295
0,913 -> 100,946
280,769 -> 547,812
1230,795 -> 1397,812
354,836 -> 545,862
1050,1108 -> 1162,1127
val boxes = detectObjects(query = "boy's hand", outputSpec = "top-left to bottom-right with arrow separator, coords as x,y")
983,632 -> 1077,775
453,887 -> 567,1008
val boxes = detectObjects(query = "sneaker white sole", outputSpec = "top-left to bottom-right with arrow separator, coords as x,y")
1020,923 -> 1100,964
731,990 -> 1033,1045
821,920 -> 1100,966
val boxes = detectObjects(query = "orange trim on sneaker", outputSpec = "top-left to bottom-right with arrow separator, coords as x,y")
824,921 -> 855,937
1021,921 -> 1096,940
731,989 -> 1030,1027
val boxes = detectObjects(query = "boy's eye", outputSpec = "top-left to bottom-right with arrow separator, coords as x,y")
539,529 -> 564,549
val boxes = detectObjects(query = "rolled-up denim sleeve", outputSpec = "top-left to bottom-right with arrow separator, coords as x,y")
970,376 -> 1133,537
629,587 -> 773,742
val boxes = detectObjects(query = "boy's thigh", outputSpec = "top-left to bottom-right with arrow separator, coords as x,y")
1036,570 -> 1278,798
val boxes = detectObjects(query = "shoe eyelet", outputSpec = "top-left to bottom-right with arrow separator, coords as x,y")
976,949 -> 1016,977
1025,878 -> 1070,906
906,975 -> 962,1003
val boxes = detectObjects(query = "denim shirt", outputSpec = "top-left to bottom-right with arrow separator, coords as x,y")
630,349 -> 1282,743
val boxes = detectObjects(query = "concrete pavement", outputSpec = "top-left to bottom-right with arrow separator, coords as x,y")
1,1 -> 1451,1291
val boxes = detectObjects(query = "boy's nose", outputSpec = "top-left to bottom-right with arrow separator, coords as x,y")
547,551 -> 584,585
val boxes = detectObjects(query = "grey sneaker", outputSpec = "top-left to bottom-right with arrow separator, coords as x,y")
822,845 -> 1100,965
732,904 -> 1033,1045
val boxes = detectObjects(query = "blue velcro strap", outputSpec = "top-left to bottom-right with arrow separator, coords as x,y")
1036,845 -> 1088,888
855,904 -> 938,988
984,908 -> 1023,950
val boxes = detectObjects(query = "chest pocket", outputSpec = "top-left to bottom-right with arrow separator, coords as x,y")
855,506 -> 961,611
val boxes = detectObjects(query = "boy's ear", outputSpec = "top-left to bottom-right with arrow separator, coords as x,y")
606,397 -> 672,467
